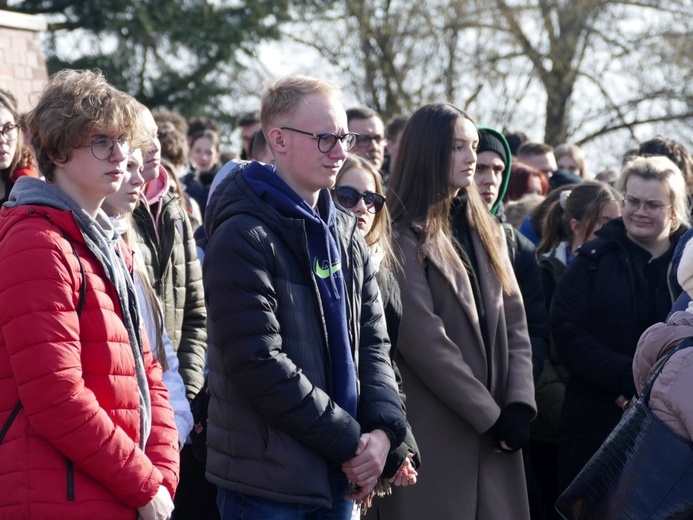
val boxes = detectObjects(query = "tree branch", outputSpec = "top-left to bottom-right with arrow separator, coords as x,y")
577,112 -> 693,145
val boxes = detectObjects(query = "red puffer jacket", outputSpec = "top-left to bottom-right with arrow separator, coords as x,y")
0,205 -> 179,519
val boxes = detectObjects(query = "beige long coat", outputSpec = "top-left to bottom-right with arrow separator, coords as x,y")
376,226 -> 536,519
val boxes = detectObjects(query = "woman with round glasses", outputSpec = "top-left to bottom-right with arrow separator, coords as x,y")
378,103 -> 535,519
0,90 -> 38,204
332,154 -> 420,516
550,155 -> 690,491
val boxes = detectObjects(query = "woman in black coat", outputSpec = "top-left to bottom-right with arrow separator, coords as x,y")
332,154 -> 420,515
551,156 -> 690,491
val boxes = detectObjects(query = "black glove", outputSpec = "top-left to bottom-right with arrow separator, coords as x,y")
488,403 -> 534,454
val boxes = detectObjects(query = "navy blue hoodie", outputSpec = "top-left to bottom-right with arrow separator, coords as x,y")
242,162 -> 358,417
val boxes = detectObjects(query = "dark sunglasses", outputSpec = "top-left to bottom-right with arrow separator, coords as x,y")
332,186 -> 386,214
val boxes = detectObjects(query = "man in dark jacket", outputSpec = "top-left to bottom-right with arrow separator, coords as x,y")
474,127 -> 557,518
203,75 -> 407,519
474,126 -> 551,381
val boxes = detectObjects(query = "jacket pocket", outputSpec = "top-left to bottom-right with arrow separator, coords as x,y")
66,458 -> 74,501
263,425 -> 278,463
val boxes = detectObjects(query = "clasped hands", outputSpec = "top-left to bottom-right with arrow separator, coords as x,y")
341,429 -> 391,501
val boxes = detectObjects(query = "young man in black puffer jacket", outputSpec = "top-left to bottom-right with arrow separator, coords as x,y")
203,75 -> 407,520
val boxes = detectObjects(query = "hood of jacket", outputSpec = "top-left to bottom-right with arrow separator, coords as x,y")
143,165 -> 170,206
581,216 -> 688,260
206,161 -> 297,239
2,176 -> 116,244
575,217 -> 631,262
477,125 -> 512,216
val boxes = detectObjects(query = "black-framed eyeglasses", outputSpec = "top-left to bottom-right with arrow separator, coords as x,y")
354,134 -> 384,146
87,134 -> 134,160
332,186 -> 386,214
280,126 -> 358,153
622,195 -> 671,218
0,123 -> 19,142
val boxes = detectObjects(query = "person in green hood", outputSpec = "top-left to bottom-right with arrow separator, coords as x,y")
475,126 -> 562,519
475,126 -> 550,381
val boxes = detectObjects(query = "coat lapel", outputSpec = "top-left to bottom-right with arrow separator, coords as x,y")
420,236 -> 487,353
472,231 -> 502,356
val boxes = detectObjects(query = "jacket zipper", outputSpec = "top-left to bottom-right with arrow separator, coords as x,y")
66,458 -> 74,501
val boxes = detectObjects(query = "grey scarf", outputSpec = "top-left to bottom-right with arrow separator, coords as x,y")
6,177 -> 152,447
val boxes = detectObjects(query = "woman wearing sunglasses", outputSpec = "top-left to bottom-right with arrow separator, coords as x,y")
332,154 -> 420,515
378,103 -> 535,519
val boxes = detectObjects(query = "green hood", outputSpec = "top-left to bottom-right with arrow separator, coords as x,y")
477,125 -> 512,215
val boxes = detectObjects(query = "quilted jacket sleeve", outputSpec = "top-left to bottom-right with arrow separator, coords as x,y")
178,208 -> 207,399
161,326 -> 194,446
0,225 -> 165,508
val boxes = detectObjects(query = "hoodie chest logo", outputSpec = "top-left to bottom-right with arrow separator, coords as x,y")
313,257 -> 342,279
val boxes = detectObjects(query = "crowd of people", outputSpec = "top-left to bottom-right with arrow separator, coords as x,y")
1,67 -> 692,520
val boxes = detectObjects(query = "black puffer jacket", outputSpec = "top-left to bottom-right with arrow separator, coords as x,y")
502,221 -> 550,382
551,217 -> 685,486
132,190 -> 207,399
182,161 -> 222,217
374,267 -> 420,479
203,168 -> 407,508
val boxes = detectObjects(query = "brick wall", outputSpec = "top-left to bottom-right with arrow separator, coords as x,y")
0,10 -> 48,113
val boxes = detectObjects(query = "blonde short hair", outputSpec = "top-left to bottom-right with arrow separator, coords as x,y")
260,75 -> 343,132
619,155 -> 691,231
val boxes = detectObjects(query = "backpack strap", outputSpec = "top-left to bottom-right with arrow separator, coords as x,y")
1,231 -> 87,444
0,401 -> 22,444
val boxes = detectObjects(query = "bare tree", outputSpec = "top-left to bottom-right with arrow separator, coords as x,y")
484,0 -> 693,145
283,0 -> 479,117
279,0 -> 693,167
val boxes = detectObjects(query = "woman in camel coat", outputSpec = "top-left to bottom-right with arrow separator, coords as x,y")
378,103 -> 536,519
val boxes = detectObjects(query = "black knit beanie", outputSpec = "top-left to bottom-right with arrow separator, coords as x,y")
477,130 -> 507,165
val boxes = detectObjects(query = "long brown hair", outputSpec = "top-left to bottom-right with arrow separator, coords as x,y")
537,181 -> 621,255
388,103 -> 514,293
